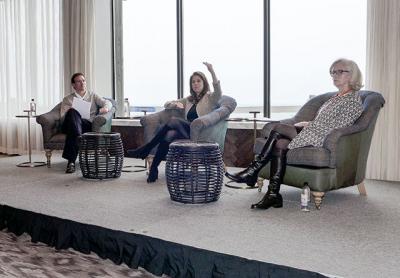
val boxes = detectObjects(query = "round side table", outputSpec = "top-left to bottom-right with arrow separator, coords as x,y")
79,132 -> 124,179
166,140 -> 224,204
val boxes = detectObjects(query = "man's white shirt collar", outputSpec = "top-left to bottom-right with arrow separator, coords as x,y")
74,91 -> 87,99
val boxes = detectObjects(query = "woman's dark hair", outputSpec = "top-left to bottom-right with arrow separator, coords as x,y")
188,71 -> 209,104
71,72 -> 85,84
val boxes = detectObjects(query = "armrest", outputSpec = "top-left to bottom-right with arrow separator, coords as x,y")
323,123 -> 366,153
36,110 -> 61,141
36,110 -> 60,127
140,109 -> 184,143
190,106 -> 230,140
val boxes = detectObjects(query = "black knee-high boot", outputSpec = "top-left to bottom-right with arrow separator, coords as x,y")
127,125 -> 170,159
225,130 -> 283,186
147,140 -> 170,183
251,150 -> 287,209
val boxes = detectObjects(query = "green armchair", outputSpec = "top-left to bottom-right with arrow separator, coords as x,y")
36,98 -> 116,167
140,95 -> 237,165
254,91 -> 385,209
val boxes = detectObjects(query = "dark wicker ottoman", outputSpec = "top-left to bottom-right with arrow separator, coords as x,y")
166,140 -> 224,204
79,132 -> 124,179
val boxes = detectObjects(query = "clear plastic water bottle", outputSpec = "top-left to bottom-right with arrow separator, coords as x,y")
30,98 -> 36,116
301,185 -> 311,212
123,98 -> 130,117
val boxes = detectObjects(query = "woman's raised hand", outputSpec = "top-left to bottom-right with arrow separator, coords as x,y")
203,62 -> 214,72
203,62 -> 218,84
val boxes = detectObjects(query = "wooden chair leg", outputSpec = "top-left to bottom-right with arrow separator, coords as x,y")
257,177 -> 264,192
45,149 -> 52,168
146,155 -> 154,174
311,191 -> 325,210
357,181 -> 367,196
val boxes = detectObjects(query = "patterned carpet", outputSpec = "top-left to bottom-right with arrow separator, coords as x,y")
0,231 -> 160,278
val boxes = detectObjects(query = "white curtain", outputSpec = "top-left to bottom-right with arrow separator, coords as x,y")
366,0 -> 400,181
62,0 -> 95,96
0,0 -> 62,154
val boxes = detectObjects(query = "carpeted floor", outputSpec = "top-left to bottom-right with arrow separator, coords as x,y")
0,230 -> 162,278
1,153 -> 400,277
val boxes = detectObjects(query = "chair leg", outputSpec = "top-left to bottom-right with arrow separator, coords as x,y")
311,191 -> 325,210
257,177 -> 264,192
146,155 -> 154,175
45,149 -> 52,168
357,181 -> 367,196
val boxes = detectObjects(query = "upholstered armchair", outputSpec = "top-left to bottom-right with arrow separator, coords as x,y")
36,98 -> 116,167
254,91 -> 385,209
140,95 -> 237,164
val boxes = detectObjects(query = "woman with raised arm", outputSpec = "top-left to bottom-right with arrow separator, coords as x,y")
127,62 -> 222,183
226,58 -> 364,210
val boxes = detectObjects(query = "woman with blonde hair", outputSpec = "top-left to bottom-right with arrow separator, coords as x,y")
226,58 -> 364,209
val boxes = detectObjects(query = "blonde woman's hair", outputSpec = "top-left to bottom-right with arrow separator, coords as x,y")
330,58 -> 363,91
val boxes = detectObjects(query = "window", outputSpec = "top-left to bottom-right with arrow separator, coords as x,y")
119,0 -> 366,119
270,0 -> 367,119
122,0 -> 176,110
184,0 -> 263,118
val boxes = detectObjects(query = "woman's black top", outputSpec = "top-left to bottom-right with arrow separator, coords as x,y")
187,104 -> 199,122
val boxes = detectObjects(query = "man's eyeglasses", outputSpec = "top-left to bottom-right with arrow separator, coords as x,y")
330,70 -> 350,76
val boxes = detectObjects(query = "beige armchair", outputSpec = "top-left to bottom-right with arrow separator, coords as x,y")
36,98 -> 116,167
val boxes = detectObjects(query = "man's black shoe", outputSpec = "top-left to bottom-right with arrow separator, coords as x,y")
65,162 -> 75,174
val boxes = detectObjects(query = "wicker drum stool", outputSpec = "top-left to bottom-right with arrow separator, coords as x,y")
79,132 -> 124,179
166,140 -> 224,204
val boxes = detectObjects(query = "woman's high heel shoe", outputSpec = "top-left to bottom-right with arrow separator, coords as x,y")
225,160 -> 264,187
251,192 -> 283,209
147,167 -> 158,183
127,145 -> 151,159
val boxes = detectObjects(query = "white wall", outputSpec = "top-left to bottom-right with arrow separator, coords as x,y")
93,0 -> 113,98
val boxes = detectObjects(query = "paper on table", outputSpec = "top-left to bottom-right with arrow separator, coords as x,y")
72,97 -> 91,120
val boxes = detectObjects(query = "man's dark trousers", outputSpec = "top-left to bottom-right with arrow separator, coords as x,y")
61,108 -> 92,163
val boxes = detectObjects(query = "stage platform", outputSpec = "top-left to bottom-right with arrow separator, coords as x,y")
1,153 -> 399,277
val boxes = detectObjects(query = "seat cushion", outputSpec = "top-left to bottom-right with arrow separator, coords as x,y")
253,137 -> 332,168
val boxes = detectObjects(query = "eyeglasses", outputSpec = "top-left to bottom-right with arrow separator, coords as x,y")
330,70 -> 350,76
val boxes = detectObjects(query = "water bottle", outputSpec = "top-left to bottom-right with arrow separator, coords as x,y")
301,185 -> 311,212
30,98 -> 36,116
123,98 -> 130,117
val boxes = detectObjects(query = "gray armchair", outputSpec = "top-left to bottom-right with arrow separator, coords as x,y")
140,95 -> 237,160
36,98 -> 116,167
254,91 -> 385,209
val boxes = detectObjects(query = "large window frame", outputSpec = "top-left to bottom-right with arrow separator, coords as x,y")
112,0 -> 271,118
112,0 -> 366,119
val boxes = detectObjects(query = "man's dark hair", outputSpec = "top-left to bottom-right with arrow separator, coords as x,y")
71,73 -> 85,84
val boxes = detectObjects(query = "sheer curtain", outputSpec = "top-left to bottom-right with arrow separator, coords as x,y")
62,0 -> 95,96
0,0 -> 62,154
366,0 -> 400,181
